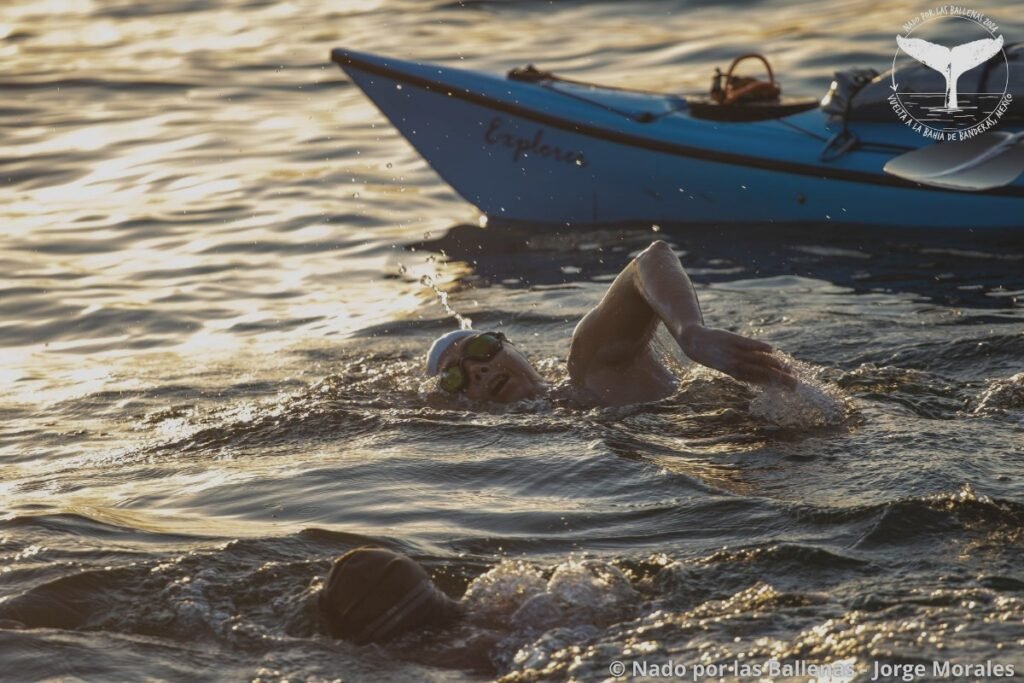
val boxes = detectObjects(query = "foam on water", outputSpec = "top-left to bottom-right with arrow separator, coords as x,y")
974,371 -> 1024,414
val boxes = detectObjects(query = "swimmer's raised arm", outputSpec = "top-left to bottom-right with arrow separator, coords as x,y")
568,240 -> 794,399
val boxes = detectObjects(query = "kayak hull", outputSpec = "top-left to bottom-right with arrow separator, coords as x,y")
332,48 -> 1024,229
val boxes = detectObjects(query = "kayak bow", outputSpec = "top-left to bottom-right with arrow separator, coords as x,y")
330,48 -> 1024,229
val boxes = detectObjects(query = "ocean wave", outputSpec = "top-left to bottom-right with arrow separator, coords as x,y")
783,484 -> 1024,548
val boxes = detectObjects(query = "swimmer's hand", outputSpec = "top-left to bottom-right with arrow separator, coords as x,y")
680,325 -> 797,389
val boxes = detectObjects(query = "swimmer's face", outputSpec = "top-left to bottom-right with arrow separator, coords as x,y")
439,335 -> 546,403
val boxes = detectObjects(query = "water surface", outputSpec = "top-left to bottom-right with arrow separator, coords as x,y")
2,0 -> 1023,680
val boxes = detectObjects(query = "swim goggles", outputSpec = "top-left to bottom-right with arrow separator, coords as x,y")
438,331 -> 507,394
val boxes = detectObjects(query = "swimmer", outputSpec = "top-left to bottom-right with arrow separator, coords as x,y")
426,240 -> 796,405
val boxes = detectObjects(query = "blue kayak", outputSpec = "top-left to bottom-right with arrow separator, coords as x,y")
331,48 -> 1024,229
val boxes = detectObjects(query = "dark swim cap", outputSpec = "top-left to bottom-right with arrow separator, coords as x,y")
318,548 -> 458,644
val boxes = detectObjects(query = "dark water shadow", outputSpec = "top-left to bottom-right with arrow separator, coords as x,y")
410,221 -> 1024,309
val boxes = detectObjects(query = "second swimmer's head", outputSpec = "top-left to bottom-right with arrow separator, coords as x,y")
318,548 -> 461,644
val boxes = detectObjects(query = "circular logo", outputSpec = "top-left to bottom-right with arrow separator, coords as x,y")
890,6 -> 1012,140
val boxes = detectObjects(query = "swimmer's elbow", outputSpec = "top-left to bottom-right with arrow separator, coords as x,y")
640,240 -> 673,260
634,240 -> 677,272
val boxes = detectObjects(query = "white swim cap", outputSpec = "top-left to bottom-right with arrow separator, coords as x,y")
425,329 -> 478,375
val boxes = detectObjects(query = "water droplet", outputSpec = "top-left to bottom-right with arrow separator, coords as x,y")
651,224 -> 661,232
352,192 -> 360,198
423,231 -> 432,239
395,84 -> 403,90
398,264 -> 407,275
575,159 -> 583,166
419,271 -> 472,330
386,162 -> 393,169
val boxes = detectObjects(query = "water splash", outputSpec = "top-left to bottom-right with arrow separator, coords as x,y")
461,557 -> 641,675
749,355 -> 855,428
538,558 -> 638,623
461,557 -> 638,631
420,273 -> 473,330
461,559 -> 546,620
974,371 -> 1024,414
